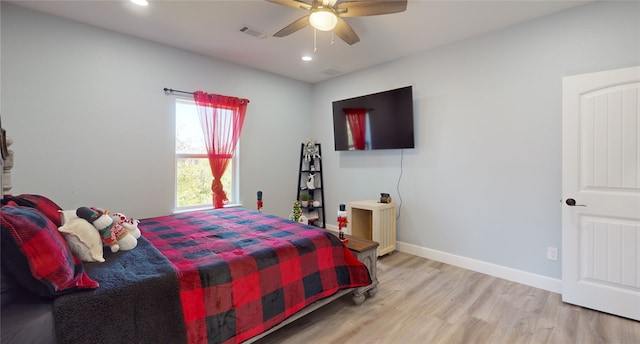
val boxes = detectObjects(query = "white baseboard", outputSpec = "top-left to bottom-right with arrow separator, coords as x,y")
326,224 -> 339,232
324,226 -> 561,294
396,241 -> 562,294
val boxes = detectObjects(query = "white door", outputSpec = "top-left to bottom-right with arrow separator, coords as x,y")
562,66 -> 640,320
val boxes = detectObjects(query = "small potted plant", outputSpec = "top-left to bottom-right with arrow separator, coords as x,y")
299,193 -> 310,207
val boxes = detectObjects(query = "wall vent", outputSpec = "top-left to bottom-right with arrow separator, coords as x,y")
239,25 -> 267,39
320,66 -> 343,76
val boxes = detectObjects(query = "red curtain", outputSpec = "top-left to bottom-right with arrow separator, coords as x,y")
345,108 -> 367,150
194,91 -> 248,208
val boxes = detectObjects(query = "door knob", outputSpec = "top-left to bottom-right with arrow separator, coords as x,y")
565,198 -> 587,207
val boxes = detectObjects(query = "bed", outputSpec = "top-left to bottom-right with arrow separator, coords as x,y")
1,195 -> 374,344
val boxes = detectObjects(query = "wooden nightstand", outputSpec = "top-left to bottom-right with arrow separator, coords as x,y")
347,200 -> 396,256
333,233 -> 379,305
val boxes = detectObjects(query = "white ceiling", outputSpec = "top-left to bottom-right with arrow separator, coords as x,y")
8,0 -> 593,83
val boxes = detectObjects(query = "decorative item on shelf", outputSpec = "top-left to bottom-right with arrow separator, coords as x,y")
0,127 -> 9,160
313,200 -> 321,208
305,210 -> 319,224
379,193 -> 392,203
289,200 -> 308,224
257,190 -> 263,212
1,129 -> 13,195
299,193 -> 310,207
303,139 -> 321,162
337,203 -> 348,243
306,173 -> 316,190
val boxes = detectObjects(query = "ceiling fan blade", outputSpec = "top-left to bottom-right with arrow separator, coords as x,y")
273,15 -> 310,37
337,0 -> 407,17
266,0 -> 312,11
333,17 -> 360,45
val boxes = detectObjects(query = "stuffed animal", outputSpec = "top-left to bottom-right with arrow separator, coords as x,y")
111,212 -> 141,239
76,207 -> 137,253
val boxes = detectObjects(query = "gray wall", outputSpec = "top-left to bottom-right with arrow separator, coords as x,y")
2,1 -> 639,282
312,0 -> 640,279
1,3 -> 312,219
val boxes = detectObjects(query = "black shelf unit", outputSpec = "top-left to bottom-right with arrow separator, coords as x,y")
296,143 -> 325,228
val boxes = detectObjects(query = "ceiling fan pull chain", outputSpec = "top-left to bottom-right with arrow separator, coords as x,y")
331,31 -> 335,46
314,28 -> 318,53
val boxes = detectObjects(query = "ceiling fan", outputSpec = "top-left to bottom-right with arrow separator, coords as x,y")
267,0 -> 408,45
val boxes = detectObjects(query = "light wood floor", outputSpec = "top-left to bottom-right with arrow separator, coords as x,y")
254,251 -> 640,344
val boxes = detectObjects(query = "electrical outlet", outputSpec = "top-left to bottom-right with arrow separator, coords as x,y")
547,246 -> 558,261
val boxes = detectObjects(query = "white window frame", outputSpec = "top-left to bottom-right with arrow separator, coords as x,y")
174,98 -> 240,212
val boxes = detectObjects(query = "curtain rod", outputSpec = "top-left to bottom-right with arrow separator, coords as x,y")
163,88 -> 193,95
163,87 -> 250,103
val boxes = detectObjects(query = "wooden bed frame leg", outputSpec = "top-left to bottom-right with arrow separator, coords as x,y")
352,291 -> 366,305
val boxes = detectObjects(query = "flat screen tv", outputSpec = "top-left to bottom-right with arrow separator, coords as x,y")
332,86 -> 414,151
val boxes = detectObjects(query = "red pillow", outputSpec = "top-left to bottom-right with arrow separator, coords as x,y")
0,203 -> 99,297
2,194 -> 63,227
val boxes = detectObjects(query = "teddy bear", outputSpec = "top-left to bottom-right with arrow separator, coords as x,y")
76,207 -> 137,253
110,212 -> 141,239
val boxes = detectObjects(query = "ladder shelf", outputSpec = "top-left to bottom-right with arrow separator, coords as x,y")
296,142 -> 326,228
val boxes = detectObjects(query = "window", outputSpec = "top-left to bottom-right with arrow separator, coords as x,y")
175,99 -> 237,210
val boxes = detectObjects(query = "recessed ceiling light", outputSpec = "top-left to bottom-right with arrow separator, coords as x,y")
301,55 -> 313,62
130,0 -> 149,6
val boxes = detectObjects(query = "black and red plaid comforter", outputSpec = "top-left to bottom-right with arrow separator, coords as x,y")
141,208 -> 371,344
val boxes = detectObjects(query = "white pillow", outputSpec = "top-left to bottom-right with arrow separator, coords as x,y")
58,218 -> 105,263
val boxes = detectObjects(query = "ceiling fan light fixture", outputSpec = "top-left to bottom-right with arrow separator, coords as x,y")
309,8 -> 338,31
130,0 -> 148,6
